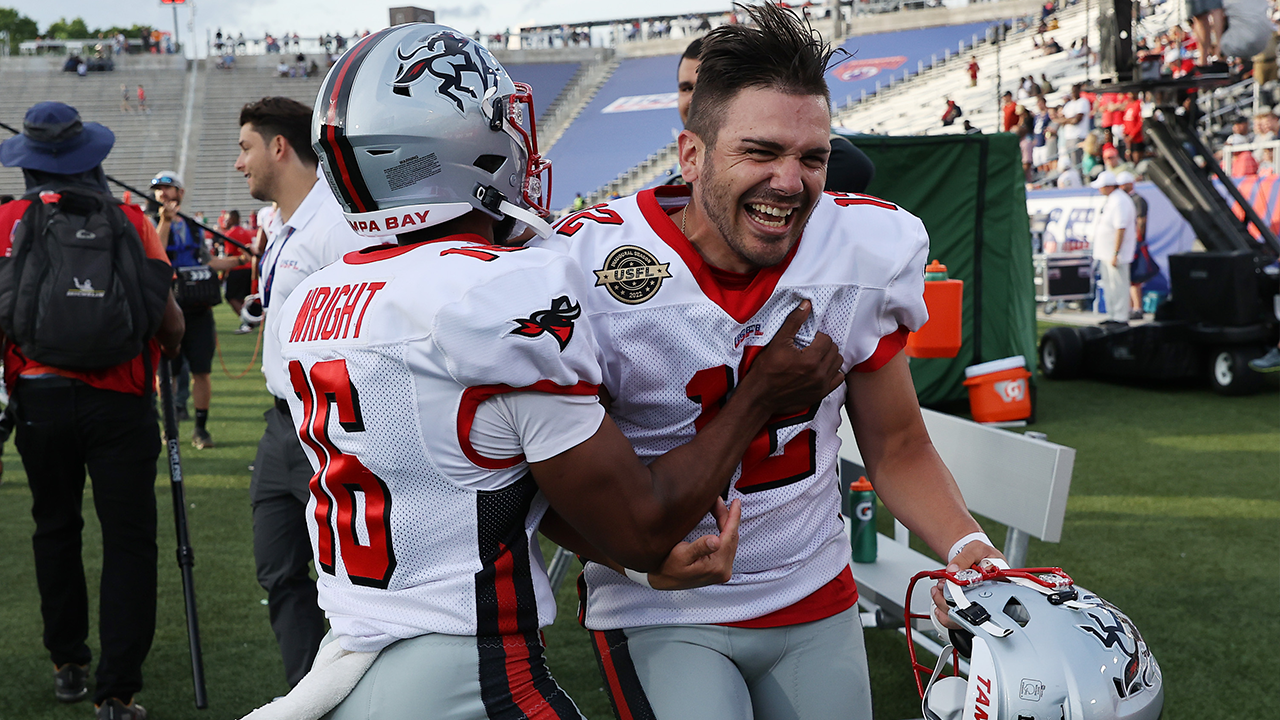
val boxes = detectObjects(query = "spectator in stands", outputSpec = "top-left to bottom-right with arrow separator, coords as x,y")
968,55 -> 979,86
1122,91 -> 1145,162
1040,73 -> 1055,93
1059,83 -> 1092,167
572,193 -> 586,211
1189,0 -> 1225,68
1254,107 -> 1278,142
1032,96 -> 1052,167
120,84 -> 131,113
1001,91 -> 1018,132
1056,155 -> 1082,187
1227,116 -> 1254,146
0,100 -> 184,720
1016,104 -> 1035,179
963,120 -> 981,134
1043,37 -> 1063,54
277,60 -> 290,77
136,85 -> 148,114
677,38 -> 702,126
941,98 -> 962,127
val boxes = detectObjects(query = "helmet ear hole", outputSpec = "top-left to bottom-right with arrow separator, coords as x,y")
1002,596 -> 1031,627
474,154 -> 507,173
948,628 -> 975,658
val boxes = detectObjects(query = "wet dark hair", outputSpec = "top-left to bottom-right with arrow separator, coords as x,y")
686,3 -> 838,146
239,96 -> 318,167
681,37 -> 702,63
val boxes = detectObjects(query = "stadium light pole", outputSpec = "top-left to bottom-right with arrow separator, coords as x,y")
161,0 -> 186,54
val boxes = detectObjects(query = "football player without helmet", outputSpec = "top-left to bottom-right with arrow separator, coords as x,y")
240,21 -> 848,720
906,562 -> 1163,720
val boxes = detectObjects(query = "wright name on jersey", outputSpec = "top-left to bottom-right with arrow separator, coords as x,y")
536,186 -> 930,630
275,236 -> 605,653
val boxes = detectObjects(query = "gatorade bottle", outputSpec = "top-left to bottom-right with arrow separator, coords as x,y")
850,476 -> 877,563
905,259 -> 964,359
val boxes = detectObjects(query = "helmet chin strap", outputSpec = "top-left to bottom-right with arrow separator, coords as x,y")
498,197 -> 552,239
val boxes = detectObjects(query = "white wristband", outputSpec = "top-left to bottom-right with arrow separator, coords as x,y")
624,568 -> 653,589
947,532 -> 993,563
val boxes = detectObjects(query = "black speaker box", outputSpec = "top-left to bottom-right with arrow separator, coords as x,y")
1167,251 -> 1263,326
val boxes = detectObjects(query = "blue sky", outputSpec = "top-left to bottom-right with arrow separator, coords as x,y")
14,1 -> 738,44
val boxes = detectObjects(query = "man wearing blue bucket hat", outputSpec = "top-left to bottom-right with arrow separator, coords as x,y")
0,101 -> 185,720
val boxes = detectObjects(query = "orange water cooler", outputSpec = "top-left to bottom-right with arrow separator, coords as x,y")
906,260 -> 963,358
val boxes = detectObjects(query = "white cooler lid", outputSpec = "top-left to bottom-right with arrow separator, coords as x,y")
964,355 -> 1026,378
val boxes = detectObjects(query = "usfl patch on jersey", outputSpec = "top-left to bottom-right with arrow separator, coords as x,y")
592,245 -> 672,304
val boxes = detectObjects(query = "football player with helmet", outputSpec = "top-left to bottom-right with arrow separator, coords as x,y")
907,563 -> 1164,720
532,4 -> 1005,719
240,23 -> 844,720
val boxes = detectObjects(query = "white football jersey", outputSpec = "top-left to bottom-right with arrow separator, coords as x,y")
275,235 -> 604,652
536,187 -> 930,630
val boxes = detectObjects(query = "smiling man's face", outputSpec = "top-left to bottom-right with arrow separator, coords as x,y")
687,86 -> 830,271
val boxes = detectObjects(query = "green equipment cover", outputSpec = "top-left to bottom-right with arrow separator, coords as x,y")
843,132 -> 1036,406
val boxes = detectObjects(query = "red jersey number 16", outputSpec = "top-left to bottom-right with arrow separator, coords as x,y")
289,359 -> 397,589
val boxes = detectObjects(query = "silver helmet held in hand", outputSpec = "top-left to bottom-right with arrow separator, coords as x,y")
311,24 -> 552,240
907,564 -> 1163,720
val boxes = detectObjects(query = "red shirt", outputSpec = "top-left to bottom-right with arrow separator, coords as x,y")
1122,99 -> 1144,142
221,224 -> 255,271
0,197 -> 170,396
1100,92 -> 1121,127
1002,101 -> 1018,132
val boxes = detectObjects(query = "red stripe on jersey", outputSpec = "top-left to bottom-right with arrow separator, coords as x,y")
457,380 -> 600,469
591,631 -> 636,720
341,234 -> 489,264
636,187 -> 800,324
493,542 -> 521,636
720,565 -> 858,628
853,326 -> 909,373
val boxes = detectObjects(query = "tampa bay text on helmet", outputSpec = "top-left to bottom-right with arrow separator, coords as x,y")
309,23 -> 553,244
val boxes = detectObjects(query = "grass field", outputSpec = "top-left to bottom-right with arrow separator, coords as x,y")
1,306 -> 1276,719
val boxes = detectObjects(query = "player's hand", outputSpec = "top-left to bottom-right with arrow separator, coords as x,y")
928,542 -> 1005,630
741,300 -> 845,415
646,498 -> 741,590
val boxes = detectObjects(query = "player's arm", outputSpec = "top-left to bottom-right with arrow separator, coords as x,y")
540,497 -> 741,590
531,301 -> 843,572
843,351 -> 1002,564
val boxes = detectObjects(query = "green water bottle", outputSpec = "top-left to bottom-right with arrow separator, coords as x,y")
850,476 -> 877,563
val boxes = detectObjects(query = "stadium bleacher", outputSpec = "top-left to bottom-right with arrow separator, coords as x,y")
545,53 -> 682,209
825,20 -> 1000,106
0,59 -> 187,202
505,62 -> 582,122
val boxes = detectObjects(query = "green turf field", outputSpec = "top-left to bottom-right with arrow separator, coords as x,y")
1,307 -> 1276,719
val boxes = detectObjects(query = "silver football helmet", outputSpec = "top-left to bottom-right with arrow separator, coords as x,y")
906,564 -> 1163,720
312,23 -> 552,240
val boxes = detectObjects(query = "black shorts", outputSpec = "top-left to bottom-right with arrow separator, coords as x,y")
174,308 -> 216,374
225,268 -> 252,302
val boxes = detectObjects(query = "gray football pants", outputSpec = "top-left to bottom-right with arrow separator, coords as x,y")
322,631 -> 586,720
591,607 -> 871,720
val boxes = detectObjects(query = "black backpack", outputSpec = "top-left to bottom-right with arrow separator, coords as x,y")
0,188 -> 173,371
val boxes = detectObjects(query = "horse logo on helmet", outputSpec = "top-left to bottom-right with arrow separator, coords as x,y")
390,30 -> 500,114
